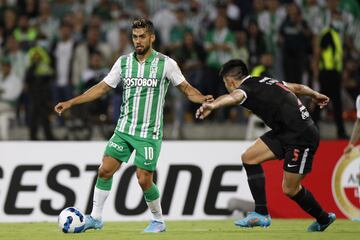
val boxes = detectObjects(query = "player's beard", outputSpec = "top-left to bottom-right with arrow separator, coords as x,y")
135,44 -> 150,55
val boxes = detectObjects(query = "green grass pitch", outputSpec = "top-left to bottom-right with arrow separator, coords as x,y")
0,219 -> 358,240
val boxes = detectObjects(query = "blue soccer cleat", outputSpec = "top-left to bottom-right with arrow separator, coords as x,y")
307,213 -> 336,232
143,220 -> 166,233
234,212 -> 271,228
352,216 -> 360,222
83,215 -> 104,232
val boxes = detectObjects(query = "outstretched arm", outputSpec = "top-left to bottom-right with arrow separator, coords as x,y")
177,80 -> 213,103
54,81 -> 112,115
196,90 -> 245,119
285,82 -> 329,109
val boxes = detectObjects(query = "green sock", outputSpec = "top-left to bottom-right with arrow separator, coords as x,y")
95,177 -> 113,191
144,183 -> 160,202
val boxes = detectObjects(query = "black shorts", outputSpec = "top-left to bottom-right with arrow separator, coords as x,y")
260,124 -> 320,174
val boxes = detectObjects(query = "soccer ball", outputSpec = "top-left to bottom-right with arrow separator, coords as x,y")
58,207 -> 85,233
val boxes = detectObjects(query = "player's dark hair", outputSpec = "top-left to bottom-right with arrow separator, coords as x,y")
219,59 -> 249,81
132,18 -> 155,34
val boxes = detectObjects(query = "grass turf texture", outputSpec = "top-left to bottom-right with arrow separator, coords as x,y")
0,219 -> 358,240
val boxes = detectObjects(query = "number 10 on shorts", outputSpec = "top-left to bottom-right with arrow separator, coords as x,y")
144,147 -> 154,160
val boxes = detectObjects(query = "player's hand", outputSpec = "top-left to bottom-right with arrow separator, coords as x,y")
196,102 -> 214,120
204,95 -> 214,103
343,144 -> 354,156
314,93 -> 329,109
54,101 -> 72,116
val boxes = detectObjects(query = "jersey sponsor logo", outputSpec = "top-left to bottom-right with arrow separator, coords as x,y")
297,99 -> 310,120
259,77 -> 291,92
258,77 -> 272,83
299,105 -> 310,120
123,77 -> 158,88
332,146 -> 360,219
108,141 -> 124,151
258,77 -> 279,86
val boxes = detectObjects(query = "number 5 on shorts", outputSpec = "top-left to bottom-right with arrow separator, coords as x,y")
144,147 -> 154,160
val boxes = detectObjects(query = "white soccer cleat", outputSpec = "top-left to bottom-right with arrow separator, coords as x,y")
143,220 -> 166,233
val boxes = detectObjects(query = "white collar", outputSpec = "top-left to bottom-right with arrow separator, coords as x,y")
241,75 -> 251,83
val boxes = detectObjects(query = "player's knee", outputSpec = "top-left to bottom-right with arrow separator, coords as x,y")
98,166 -> 114,179
136,172 -> 152,190
282,183 -> 298,197
137,176 -> 152,190
241,151 -> 252,164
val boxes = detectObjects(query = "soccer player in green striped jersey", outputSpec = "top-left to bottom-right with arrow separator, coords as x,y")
54,18 -> 213,233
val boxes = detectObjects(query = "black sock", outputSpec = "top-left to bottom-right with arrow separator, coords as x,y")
290,187 -> 329,224
243,163 -> 268,215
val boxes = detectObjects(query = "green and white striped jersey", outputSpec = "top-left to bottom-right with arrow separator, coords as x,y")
103,50 -> 185,140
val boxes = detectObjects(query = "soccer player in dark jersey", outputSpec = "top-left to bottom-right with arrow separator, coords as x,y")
196,59 -> 336,232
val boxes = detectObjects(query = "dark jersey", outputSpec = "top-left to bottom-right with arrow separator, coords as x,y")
238,76 -> 314,142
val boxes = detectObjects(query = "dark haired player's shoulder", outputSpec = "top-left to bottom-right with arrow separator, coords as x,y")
237,75 -> 259,99
238,75 -> 289,101
238,75 -> 262,88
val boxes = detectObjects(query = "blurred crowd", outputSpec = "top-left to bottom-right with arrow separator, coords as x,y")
0,0 -> 359,140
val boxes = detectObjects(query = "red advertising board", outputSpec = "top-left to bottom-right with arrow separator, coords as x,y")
264,140 -> 360,219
